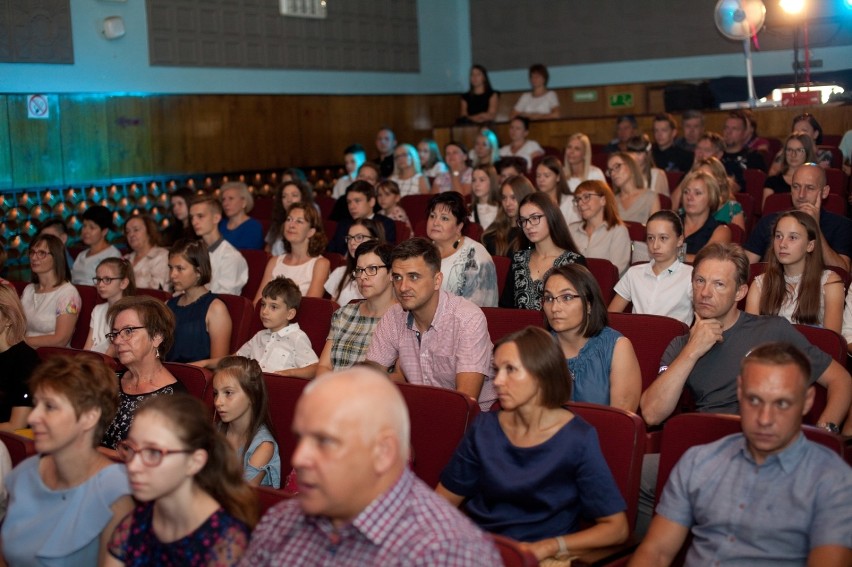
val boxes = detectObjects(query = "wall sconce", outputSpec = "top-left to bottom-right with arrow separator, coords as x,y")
102,16 -> 126,40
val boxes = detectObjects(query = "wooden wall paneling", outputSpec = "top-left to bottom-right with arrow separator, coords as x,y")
0,96 -> 12,189
190,95 -> 227,174
60,95 -> 109,183
106,96 -> 153,179
7,94 -> 63,187
150,95 -> 194,175
294,95 -> 334,167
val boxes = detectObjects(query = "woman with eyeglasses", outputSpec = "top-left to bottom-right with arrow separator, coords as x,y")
389,143 -> 430,197
542,264 -> 641,411
762,131 -> 817,209
767,113 -> 833,177
84,257 -> 137,355
607,152 -> 661,225
123,214 -> 170,291
106,394 -> 255,567
437,326 -> 629,563
2,356 -> 134,566
500,192 -> 585,310
428,192 -> 498,307
482,175 -> 535,257
254,202 -> 330,306
324,218 -> 384,306
101,295 -> 186,450
316,242 -> 396,374
568,180 -> 631,276
22,233 -> 81,348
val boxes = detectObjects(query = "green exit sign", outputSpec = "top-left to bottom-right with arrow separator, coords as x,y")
609,93 -> 634,108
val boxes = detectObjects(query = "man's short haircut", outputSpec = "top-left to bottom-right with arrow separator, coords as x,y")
344,143 -> 366,157
510,116 -> 531,131
727,109 -> 750,129
741,342 -> 810,384
38,217 -> 68,237
191,193 -> 223,216
693,242 -> 750,288
654,112 -> 677,130
617,114 -> 638,127
262,276 -> 302,310
683,109 -> 704,123
378,126 -> 396,140
528,63 -> 549,84
495,156 -> 528,175
169,237 -> 213,287
346,180 -> 376,200
699,132 -> 726,154
390,237 -> 441,275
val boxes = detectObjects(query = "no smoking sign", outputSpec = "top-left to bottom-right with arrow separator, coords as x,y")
27,94 -> 50,119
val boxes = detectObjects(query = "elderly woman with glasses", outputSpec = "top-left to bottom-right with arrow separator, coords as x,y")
101,295 -> 186,450
568,180 -> 631,276
316,242 -> 397,374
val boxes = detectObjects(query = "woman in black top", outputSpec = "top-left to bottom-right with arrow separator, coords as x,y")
459,65 -> 499,124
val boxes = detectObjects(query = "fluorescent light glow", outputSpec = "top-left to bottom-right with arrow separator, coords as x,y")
779,0 -> 806,14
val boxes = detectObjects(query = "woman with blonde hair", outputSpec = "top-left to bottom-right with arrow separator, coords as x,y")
471,128 -> 500,168
564,132 -> 606,191
390,143 -> 430,196
693,157 -> 745,231
679,170 -> 731,262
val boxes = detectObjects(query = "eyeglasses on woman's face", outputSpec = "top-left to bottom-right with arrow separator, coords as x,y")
93,276 -> 121,285
344,233 -> 371,244
572,193 -> 600,206
105,326 -> 145,343
352,265 -> 388,278
517,214 -> 544,228
27,249 -> 52,260
606,162 -> 623,177
542,292 -> 581,306
116,440 -> 193,467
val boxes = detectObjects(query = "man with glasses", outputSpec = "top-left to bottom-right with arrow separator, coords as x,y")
366,238 -> 496,410
327,180 -> 396,254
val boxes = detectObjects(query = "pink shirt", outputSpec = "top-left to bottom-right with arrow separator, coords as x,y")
367,290 -> 496,410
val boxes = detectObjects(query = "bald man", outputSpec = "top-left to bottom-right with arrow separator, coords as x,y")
240,367 -> 500,566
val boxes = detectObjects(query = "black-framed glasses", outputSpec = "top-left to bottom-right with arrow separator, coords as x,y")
606,162 -> 623,177
352,265 -> 388,278
785,147 -> 806,155
27,249 -> 52,259
542,292 -> 581,306
116,441 -> 193,467
93,276 -> 120,285
344,234 -> 372,244
517,214 -> 544,228
105,326 -> 145,343
572,193 -> 600,206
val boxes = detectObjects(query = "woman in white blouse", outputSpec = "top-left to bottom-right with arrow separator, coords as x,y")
124,214 -> 170,291
389,143 -> 430,196
563,133 -> 606,192
498,117 -> 544,172
511,64 -> 560,121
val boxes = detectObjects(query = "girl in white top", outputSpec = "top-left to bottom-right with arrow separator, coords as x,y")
445,142 -> 473,196
123,215 -> 169,291
625,135 -> 670,196
84,257 -> 136,355
418,139 -> 452,193
745,210 -> 843,333
511,64 -> 560,120
22,234 -> 81,348
70,205 -> 122,285
254,203 -> 330,305
564,132 -> 606,192
568,180 -> 631,276
469,165 -> 500,231
389,143 -> 430,196
536,155 -> 580,226
610,210 -> 694,325
498,117 -> 544,172
324,219 -> 383,306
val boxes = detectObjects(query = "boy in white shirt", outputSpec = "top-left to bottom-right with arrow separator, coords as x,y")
236,277 -> 318,377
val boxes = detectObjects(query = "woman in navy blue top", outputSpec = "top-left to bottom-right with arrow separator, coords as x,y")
437,326 -> 628,563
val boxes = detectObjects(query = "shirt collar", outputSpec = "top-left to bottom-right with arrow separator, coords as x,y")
405,290 -> 447,332
643,259 -> 683,277
207,237 -> 224,253
269,322 -> 302,338
737,431 -> 807,473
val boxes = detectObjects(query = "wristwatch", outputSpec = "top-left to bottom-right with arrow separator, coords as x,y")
817,422 -> 840,434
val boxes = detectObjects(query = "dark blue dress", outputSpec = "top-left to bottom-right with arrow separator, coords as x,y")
440,411 -> 625,541
219,218 -> 264,250
166,292 -> 216,363
681,213 -> 725,256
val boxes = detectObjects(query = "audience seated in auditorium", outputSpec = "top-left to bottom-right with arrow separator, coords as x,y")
470,128 -> 500,168
604,114 -> 639,154
325,218 -> 383,306
189,195 -> 249,296
327,180 -> 395,255
511,63 -> 561,121
241,367 -> 501,565
767,113 -> 835,176
124,214 -> 170,291
631,343 -> 852,567
564,132 -> 606,192
626,134 -> 670,196
218,182 -> 265,250
165,239 -> 232,367
36,217 -> 76,270
162,186 -> 197,248
569,180 -> 631,276
0,285 -> 40,432
213,356 -> 281,488
762,131 -> 817,208
458,64 -> 499,125
331,143 -> 367,199
610,211 -> 694,325
390,143 -> 430,196
498,116 -> 544,172
745,164 -> 851,272
651,112 -> 693,173
317,241 -> 396,374
692,157 -> 746,232
107,395 -> 255,566
679,170 -> 732,262
469,164 -> 500,231
721,109 -> 767,190
376,180 -> 412,231
265,177 -> 316,256
418,138 -> 452,193
482,174 -> 534,257
640,243 -> 852,431
367,238 -> 496,410
674,109 -> 705,152
743,108 -> 772,155
544,265 -> 641,411
236,277 -> 317,378
375,127 -> 397,179
255,202 -> 330,303
428,192 -> 498,307
445,141 -> 473,196
745,211 -> 844,334
22,234 -> 81,348
535,155 -> 580,226
3,356 -> 134,566
500,192 -> 585,310
609,152 -> 661,224
70,205 -> 122,286
84,257 -> 136,355
437,327 -> 629,562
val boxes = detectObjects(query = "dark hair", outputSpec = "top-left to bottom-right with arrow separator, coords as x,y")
345,180 -> 376,200
483,175 -> 536,256
269,178 -> 315,243
682,109 -> 704,123
169,238 -> 212,287
698,132 -> 725,155
616,114 -> 638,127
344,143 -> 366,157
390,237 -> 441,275
358,162 -> 381,181
37,217 -> 68,237
97,257 -> 137,296
647,210 -> 684,237
282,167 -> 308,183
355,240 -> 393,267
29,233 -> 71,284
528,63 -> 549,85
282,202 -> 327,257
262,276 -> 302,310
791,113 -> 823,144
107,295 -> 176,357
472,164 -> 500,208
510,116 -> 531,131
781,132 -> 817,175
575,180 -> 622,229
741,342 -> 810,383
137,394 -> 259,528
336,219 -> 384,300
29,356 -> 119,447
653,112 -> 677,130
495,156 -> 528,176
427,191 -> 469,229
543,264 -> 607,338
694,243 -> 750,288
169,187 -> 196,228
125,214 -> 161,248
726,109 -> 749,130
495,326 -> 571,408
468,64 -> 494,94
517,192 -> 579,254
82,205 -> 115,231
376,179 -> 401,197
536,156 -> 571,197
190,193 -> 224,217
